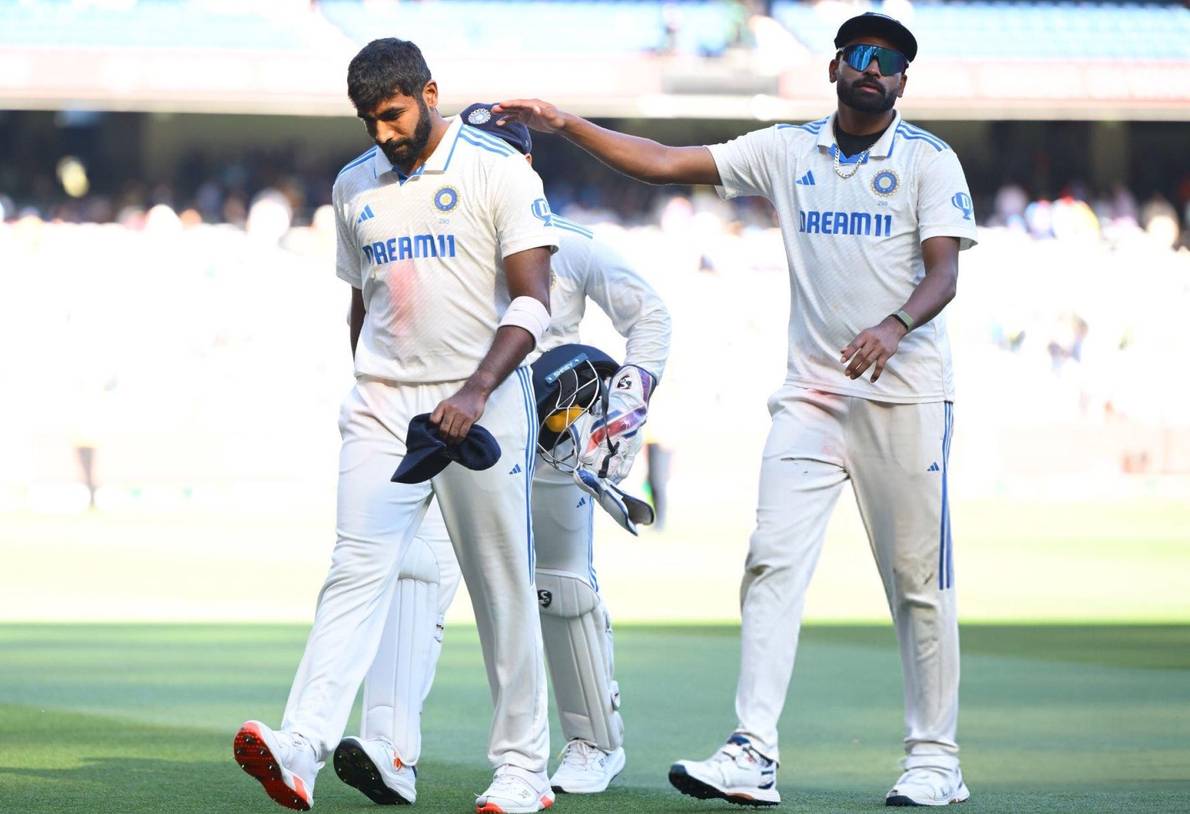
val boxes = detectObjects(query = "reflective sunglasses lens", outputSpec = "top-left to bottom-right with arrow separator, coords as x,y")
844,45 -> 877,72
878,49 -> 908,75
844,44 -> 906,75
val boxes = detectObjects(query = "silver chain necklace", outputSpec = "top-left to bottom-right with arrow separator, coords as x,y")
832,145 -> 869,179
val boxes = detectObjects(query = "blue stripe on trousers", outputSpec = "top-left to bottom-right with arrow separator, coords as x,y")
939,402 -> 954,589
516,367 -> 536,581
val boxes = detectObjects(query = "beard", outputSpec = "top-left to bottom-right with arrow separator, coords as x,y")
837,76 -> 896,114
380,96 -> 432,170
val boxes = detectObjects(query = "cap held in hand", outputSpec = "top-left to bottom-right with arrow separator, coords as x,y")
391,414 -> 502,484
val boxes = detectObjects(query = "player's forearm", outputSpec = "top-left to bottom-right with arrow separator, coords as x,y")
557,113 -> 699,186
900,261 -> 957,330
349,287 -> 366,358
465,327 -> 537,396
898,236 -> 960,330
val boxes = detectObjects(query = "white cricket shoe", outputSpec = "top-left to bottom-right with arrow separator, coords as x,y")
549,739 -> 626,794
885,757 -> 970,807
475,764 -> 555,813
669,734 -> 780,807
233,720 -> 319,811
333,736 -> 417,805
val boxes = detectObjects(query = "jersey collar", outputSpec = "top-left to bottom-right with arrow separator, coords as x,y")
816,110 -> 902,160
370,116 -> 465,181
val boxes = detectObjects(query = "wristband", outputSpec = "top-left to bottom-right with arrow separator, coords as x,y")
891,309 -> 915,332
498,296 -> 551,346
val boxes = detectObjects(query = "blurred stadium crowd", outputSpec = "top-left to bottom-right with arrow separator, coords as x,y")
2,169 -> 1188,510
2,0 -> 1189,511
3,126 -> 1189,247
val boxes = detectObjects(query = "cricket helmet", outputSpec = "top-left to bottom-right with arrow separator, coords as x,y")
530,343 -> 620,472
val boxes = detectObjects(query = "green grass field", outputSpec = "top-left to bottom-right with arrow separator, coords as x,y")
1,624 -> 1188,813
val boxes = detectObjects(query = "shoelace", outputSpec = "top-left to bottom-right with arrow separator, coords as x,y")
559,740 -> 601,770
718,741 -> 768,768
285,732 -> 317,765
714,743 -> 744,763
895,766 -> 951,795
486,771 -> 535,800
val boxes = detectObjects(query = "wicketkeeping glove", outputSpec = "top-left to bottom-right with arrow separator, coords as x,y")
581,365 -> 654,483
573,467 -> 655,536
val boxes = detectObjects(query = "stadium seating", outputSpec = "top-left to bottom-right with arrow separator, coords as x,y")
772,1 -> 1190,61
316,0 -> 739,56
0,0 -> 321,51
3,1 -> 1184,61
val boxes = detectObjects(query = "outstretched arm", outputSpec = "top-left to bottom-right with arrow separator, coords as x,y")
494,98 -> 721,186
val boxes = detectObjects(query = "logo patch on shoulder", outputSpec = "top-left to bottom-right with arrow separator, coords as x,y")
872,170 -> 899,197
951,192 -> 974,220
434,186 -> 459,212
531,197 -> 552,224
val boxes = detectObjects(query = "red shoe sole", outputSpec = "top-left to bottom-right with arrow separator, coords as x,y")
475,794 -> 553,813
233,722 -> 312,811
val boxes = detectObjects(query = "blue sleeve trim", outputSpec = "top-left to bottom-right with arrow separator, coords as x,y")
336,147 -> 377,178
552,217 -> 594,239
459,132 -> 515,157
897,123 -> 949,152
461,126 -> 516,155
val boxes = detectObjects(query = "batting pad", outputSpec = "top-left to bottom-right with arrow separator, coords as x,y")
362,538 -> 443,765
536,569 -> 624,751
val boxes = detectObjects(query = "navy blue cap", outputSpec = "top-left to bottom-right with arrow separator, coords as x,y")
460,102 -> 533,155
391,414 -> 502,484
834,12 -> 917,62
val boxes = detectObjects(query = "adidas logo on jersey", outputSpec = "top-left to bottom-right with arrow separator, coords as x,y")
795,170 -> 816,187
357,204 -> 375,223
928,462 -> 940,472
508,463 -> 522,475
576,497 -> 587,508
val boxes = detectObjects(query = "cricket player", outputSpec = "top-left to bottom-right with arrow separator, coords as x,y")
497,12 -> 977,807
232,40 -> 560,813
331,103 -> 672,806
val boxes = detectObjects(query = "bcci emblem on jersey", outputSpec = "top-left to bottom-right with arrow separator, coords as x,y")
434,186 -> 459,212
872,170 -> 899,197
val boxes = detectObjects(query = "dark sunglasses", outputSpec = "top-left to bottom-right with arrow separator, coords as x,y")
838,43 -> 908,76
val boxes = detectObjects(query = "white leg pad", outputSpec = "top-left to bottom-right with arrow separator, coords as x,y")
536,569 -> 624,752
362,534 -> 443,765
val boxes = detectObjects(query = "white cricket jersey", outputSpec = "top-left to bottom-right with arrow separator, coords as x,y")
541,216 -> 671,380
333,116 -> 558,383
709,110 -> 978,403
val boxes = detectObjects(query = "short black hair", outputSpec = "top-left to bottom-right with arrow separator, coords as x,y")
347,38 -> 432,112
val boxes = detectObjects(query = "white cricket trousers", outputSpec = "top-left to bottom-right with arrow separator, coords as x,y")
362,461 -> 609,763
280,370 -> 548,773
735,386 -> 959,766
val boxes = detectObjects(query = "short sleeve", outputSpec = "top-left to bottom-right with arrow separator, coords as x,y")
917,149 -> 979,251
706,126 -> 781,201
333,183 -> 363,288
488,159 -> 560,259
